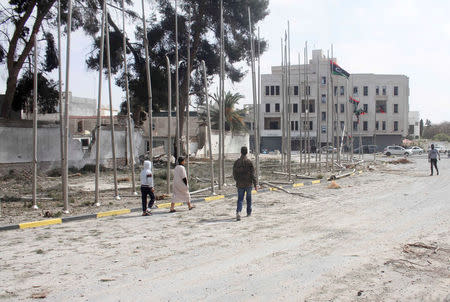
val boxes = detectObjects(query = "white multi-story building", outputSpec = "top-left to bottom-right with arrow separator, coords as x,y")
408,111 -> 420,139
260,49 -> 410,151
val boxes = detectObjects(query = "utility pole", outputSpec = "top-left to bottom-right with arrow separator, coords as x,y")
32,37 -> 38,210
166,56 -> 172,194
202,61 -> 215,195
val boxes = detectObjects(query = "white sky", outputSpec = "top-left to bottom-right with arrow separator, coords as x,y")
1,0 -> 449,123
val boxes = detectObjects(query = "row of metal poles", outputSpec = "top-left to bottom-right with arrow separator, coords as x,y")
28,0 -> 265,210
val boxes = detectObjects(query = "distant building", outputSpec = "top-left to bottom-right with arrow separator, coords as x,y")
260,49 -> 410,151
408,111 -> 420,139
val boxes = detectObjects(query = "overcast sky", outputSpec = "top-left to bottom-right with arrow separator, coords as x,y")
1,0 -> 449,123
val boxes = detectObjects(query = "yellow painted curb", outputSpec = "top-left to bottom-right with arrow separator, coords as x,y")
252,190 -> 258,194
269,187 -> 278,191
19,218 -> 62,230
97,209 -> 130,218
351,173 -> 355,176
157,202 -> 182,209
311,180 -> 321,184
205,195 -> 225,202
293,183 -> 304,188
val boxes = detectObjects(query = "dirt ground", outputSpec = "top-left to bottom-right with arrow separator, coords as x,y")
0,155 -> 449,301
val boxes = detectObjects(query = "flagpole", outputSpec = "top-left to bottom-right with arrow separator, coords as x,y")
305,42 -> 310,174
32,37 -> 38,210
166,56 -> 172,194
141,0 -> 153,161
298,52 -> 302,171
57,0 -> 65,205
280,38 -> 285,170
330,44 -> 335,172
105,8 -> 119,200
326,50 -> 330,170
122,0 -> 137,195
287,23 -> 291,181
221,4 -> 225,187
186,11 -> 191,179
94,0 -> 106,206
218,0 -> 223,190
316,50 -> 320,171
248,7 -> 259,186
350,77 -> 354,160
257,27 -> 261,186
202,61 -> 215,194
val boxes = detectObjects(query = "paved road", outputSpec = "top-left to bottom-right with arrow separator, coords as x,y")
1,157 -> 449,301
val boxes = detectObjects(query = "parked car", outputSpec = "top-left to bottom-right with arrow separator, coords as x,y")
406,146 -> 423,155
320,146 -> 337,153
383,145 -> 412,156
354,145 -> 378,154
433,145 -> 446,153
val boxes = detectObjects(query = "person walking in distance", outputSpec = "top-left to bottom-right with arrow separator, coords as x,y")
169,157 -> 195,212
428,144 -> 440,176
140,160 -> 155,216
233,146 -> 257,221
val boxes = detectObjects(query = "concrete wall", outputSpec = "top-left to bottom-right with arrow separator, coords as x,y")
197,131 -> 249,156
0,124 -> 145,171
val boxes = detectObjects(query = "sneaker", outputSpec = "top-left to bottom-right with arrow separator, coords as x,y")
437,171 -> 439,175
236,212 -> 241,221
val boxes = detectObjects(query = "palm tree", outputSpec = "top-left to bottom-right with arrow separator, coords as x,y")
201,91 -> 248,133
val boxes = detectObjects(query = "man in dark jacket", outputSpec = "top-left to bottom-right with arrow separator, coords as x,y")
233,146 -> 257,221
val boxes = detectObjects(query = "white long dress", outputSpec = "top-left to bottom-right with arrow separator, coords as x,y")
172,165 -> 190,203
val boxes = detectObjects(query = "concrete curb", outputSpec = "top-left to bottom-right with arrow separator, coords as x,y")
0,171 -> 363,232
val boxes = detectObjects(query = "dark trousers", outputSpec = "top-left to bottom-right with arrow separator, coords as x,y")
141,186 -> 155,212
430,159 -> 439,175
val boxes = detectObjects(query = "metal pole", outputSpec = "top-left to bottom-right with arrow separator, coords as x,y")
248,7 -> 258,186
141,0 -> 153,160
94,0 -> 106,206
305,42 -> 310,174
220,0 -> 225,186
175,0 -> 180,159
350,77 -> 354,160
32,37 -> 38,210
287,22 -> 291,181
326,50 -> 330,170
202,61 -> 215,194
256,27 -> 261,185
121,0 -> 137,195
298,53 -> 302,171
330,45 -> 335,172
316,50 -> 320,171
105,9 -> 120,200
186,11 -> 191,179
57,0 -> 64,203
280,38 -> 285,169
166,56 -> 172,194
218,0 -> 223,190
63,0 -> 73,213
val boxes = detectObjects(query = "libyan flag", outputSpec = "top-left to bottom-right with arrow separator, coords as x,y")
330,61 -> 350,78
348,97 -> 359,105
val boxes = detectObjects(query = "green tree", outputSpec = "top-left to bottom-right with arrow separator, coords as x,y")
419,118 -> 424,137
0,0 -> 110,118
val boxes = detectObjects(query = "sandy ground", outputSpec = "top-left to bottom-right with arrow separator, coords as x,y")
0,156 -> 449,301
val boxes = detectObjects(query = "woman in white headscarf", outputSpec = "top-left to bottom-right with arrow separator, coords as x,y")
170,157 -> 195,212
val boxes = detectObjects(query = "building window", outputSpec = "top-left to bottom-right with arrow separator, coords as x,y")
306,86 -> 311,95
265,86 -> 270,96
353,86 -> 358,95
303,121 -> 313,130
321,76 -> 326,85
363,86 -> 368,96
382,121 -> 386,130
340,86 -> 344,96
275,103 -> 280,112
334,86 -> 338,96
394,86 -> 399,96
308,100 -> 315,113
340,121 -> 345,130
321,94 -> 326,104
275,86 -> 280,95
294,86 -> 299,96
382,86 -> 387,96
270,86 -> 274,95
265,103 -> 270,113
376,86 -> 380,95
363,121 -> 368,131
376,100 -> 387,113
375,121 -> 379,130
394,104 -> 398,113
293,103 -> 298,113
394,121 -> 398,131
334,104 -> 338,113
291,121 -> 299,131
245,122 -> 252,130
77,121 -> 83,132
363,104 -> 368,113
353,121 -> 358,131
321,111 -> 326,121
264,117 -> 280,130
321,126 -> 326,133
340,104 -> 345,113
